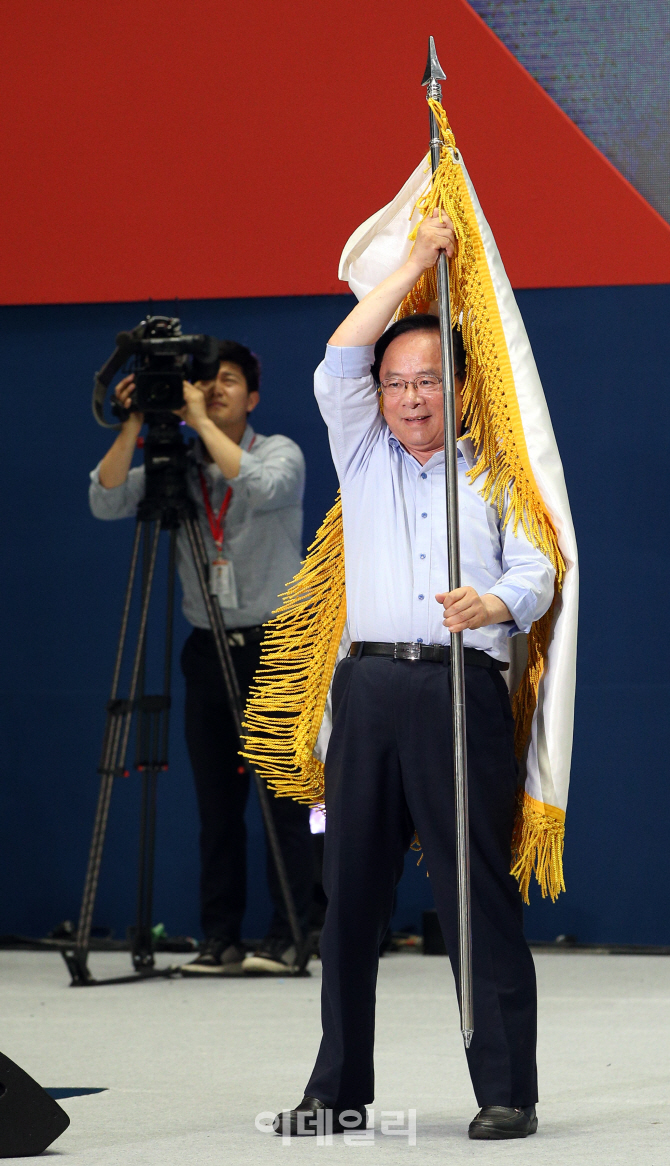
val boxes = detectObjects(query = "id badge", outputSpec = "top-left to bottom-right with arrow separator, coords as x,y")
209,558 -> 238,609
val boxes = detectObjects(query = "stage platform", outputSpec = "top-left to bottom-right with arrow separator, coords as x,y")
0,949 -> 666,1162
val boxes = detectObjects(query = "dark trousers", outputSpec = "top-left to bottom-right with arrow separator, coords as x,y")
181,627 -> 313,945
305,654 -> 538,1109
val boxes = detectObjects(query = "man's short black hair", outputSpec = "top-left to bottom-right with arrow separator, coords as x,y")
371,314 -> 466,384
217,339 -> 261,395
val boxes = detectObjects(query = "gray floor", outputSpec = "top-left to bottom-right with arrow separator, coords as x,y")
0,949 -> 667,1163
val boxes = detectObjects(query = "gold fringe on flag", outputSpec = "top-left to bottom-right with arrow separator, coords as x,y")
241,495 -> 346,804
242,100 -> 568,900
511,791 -> 566,904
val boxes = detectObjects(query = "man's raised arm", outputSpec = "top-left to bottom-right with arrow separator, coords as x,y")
328,211 -> 456,347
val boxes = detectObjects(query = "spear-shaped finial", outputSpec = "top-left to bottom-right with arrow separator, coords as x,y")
421,35 -> 446,98
423,36 -> 447,167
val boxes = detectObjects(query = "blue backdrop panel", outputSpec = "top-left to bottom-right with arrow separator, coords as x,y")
0,295 -> 343,945
517,283 -> 670,945
1,286 -> 668,945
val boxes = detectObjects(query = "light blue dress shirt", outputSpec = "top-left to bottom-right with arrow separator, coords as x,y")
89,424 -> 304,630
315,345 -> 555,663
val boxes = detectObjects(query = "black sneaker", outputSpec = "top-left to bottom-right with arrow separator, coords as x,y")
242,938 -> 299,974
181,939 -> 245,976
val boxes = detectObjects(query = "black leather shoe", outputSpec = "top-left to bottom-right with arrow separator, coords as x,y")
468,1105 -> 538,1139
273,1096 -> 367,1136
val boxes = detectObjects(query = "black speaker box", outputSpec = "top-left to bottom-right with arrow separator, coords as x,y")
0,1052 -> 70,1157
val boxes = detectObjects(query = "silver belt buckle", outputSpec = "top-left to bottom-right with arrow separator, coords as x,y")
395,642 -> 421,661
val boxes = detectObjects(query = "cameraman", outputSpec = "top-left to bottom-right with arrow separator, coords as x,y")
89,340 -> 313,976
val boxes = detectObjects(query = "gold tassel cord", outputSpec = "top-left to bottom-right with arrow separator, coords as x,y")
511,594 -> 555,758
511,792 -> 566,904
242,99 -> 568,899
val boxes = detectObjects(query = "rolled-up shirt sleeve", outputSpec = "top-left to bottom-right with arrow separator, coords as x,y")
323,345 -> 375,379
235,436 -> 305,512
487,519 -> 556,635
89,463 -> 146,520
315,344 -> 383,483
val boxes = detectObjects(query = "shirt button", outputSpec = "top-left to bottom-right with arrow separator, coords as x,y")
419,553 -> 426,560
421,512 -> 427,518
418,594 -> 424,600
421,472 -> 427,479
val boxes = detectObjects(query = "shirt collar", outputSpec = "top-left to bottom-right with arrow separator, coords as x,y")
387,428 -> 474,470
458,435 -> 476,469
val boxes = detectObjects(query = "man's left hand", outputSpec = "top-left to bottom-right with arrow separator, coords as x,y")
176,380 -> 209,432
436,587 -> 511,632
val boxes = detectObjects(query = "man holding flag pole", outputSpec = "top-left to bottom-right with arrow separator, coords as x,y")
245,36 -> 577,1142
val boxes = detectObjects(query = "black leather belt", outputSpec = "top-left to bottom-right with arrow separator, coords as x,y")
349,641 -> 508,671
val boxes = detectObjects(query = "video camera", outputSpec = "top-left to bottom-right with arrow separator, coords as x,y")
92,315 -> 220,428
92,315 -> 220,524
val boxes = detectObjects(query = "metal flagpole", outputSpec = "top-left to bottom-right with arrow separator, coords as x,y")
422,35 -> 474,1047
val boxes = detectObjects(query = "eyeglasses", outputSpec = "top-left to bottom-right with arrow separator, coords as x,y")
379,375 -> 443,397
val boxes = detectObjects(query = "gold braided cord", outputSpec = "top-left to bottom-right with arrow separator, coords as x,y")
512,593 -> 555,757
241,495 -> 346,804
242,100 -> 569,899
511,792 -> 566,904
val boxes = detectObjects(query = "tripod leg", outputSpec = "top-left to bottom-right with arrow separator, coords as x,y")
131,527 -> 154,971
132,527 -> 177,971
110,520 -> 144,699
133,769 -> 151,969
67,524 -> 144,982
144,770 -> 159,939
119,522 -> 162,761
132,768 -> 159,971
182,515 -> 308,969
76,719 -> 123,955
162,525 -> 177,749
66,522 -> 162,985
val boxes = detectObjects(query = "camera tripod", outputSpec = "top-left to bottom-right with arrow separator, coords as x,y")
62,416 -> 309,986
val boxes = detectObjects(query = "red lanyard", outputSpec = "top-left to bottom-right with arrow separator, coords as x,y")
197,435 -> 255,553
198,472 -> 232,553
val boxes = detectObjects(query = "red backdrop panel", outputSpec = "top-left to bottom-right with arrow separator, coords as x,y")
1,0 -> 669,304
